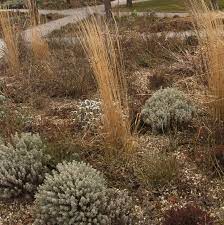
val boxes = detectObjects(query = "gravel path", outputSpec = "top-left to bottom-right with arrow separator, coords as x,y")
0,0 -> 148,58
2,1 -> 223,58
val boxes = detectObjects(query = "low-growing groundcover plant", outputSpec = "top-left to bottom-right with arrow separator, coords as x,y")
141,88 -> 196,132
0,133 -> 50,199
163,204 -> 214,225
0,94 -> 6,119
73,99 -> 102,132
0,96 -> 34,138
34,161 -> 133,225
0,94 -> 6,104
135,150 -> 179,187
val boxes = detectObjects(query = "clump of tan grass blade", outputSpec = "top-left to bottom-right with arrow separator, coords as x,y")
0,10 -> 20,74
188,0 -> 224,120
170,49 -> 203,75
31,28 -> 50,60
79,16 -> 133,152
30,28 -> 54,84
26,0 -> 40,26
26,0 -> 49,61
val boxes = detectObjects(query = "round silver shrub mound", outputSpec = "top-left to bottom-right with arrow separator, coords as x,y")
141,88 -> 196,132
106,188 -> 133,225
0,133 -> 50,199
34,161 -> 133,225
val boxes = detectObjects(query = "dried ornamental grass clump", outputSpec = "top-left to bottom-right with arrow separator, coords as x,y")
0,133 -> 50,199
189,0 -> 224,120
141,88 -> 196,132
34,161 -> 133,225
79,16 -> 131,150
0,10 -> 20,74
163,204 -> 214,225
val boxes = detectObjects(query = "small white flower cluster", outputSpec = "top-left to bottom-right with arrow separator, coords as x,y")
73,99 -> 102,132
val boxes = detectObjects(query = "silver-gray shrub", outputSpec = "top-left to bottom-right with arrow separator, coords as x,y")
106,188 -> 133,225
0,94 -> 6,104
34,161 -> 133,225
141,88 -> 196,132
0,133 -> 50,199
0,94 -> 6,119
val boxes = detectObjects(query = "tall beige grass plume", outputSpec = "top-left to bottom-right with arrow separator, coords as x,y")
26,0 -> 49,61
188,0 -> 224,120
26,0 -> 40,26
79,16 -> 132,151
0,10 -> 20,74
31,28 -> 50,60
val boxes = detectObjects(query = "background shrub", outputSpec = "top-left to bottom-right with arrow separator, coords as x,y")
34,160 -> 133,225
163,204 -> 214,225
141,88 -> 196,132
0,133 -> 50,199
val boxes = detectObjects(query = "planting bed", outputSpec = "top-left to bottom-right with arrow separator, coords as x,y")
48,14 -> 194,39
0,0 -> 104,9
0,6 -> 224,225
37,0 -> 104,9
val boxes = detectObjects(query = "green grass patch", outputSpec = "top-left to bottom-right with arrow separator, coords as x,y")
117,0 -> 224,12
130,0 -> 186,12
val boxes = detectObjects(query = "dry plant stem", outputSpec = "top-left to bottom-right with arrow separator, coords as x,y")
30,28 -> 54,86
26,0 -> 40,26
0,10 -> 20,74
79,16 -> 132,151
26,0 -> 49,61
31,28 -> 50,60
26,0 -> 48,60
189,0 -> 224,120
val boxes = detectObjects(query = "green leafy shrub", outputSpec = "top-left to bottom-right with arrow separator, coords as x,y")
141,88 -> 196,132
0,133 -> 50,199
34,161 -> 133,225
